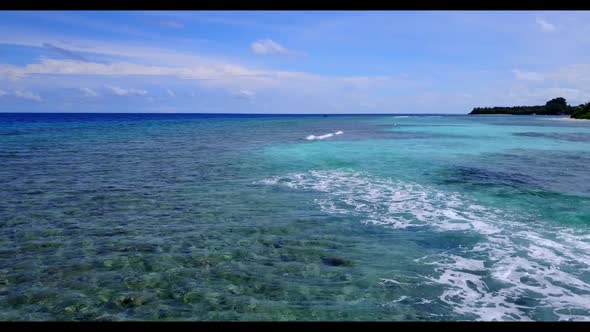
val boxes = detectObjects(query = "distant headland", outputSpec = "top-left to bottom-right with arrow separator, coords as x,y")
469,97 -> 590,119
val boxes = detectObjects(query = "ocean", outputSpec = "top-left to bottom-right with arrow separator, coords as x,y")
1,113 -> 589,321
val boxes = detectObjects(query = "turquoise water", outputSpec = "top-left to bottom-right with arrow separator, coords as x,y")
1,113 -> 589,321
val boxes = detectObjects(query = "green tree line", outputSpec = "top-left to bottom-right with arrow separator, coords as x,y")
571,102 -> 590,119
469,97 -> 575,115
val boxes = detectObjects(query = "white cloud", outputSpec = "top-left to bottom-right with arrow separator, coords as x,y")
234,89 -> 255,99
551,64 -> 590,85
505,85 -> 585,106
512,69 -> 545,81
0,89 -> 42,101
514,64 -> 590,86
504,64 -> 590,106
160,21 -> 184,29
14,90 -> 42,101
250,39 -> 298,55
43,43 -> 87,61
80,87 -> 98,97
2,58 -> 282,80
0,59 -> 411,104
166,88 -> 176,98
536,18 -> 556,32
0,58 -> 320,92
105,85 -> 147,96
0,31 -> 218,68
542,87 -> 582,100
0,58 -> 420,112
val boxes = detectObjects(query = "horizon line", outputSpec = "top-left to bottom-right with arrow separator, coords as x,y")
0,112 -> 469,115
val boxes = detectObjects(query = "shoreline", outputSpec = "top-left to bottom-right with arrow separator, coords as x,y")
469,114 -> 514,116
553,117 -> 589,121
470,114 -> 589,121
547,118 -> 588,121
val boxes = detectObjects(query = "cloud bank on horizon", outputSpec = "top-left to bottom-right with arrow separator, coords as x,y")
0,11 -> 589,113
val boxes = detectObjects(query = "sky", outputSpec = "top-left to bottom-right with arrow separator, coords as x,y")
1,11 -> 590,114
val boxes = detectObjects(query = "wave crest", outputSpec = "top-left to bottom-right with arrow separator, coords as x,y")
306,130 -> 343,140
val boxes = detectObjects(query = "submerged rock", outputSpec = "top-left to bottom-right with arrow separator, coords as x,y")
279,254 -> 296,262
321,257 -> 354,267
114,295 -> 146,307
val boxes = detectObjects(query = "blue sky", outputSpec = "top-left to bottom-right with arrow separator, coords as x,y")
1,11 -> 590,113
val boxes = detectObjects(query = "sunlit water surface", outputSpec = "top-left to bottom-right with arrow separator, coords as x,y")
1,113 -> 589,321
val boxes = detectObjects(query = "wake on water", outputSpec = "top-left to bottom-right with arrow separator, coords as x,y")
257,170 -> 590,321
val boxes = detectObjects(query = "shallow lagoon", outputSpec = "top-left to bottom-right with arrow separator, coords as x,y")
1,113 -> 589,321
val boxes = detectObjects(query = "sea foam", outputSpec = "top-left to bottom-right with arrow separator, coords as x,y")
257,170 -> 590,321
306,130 -> 343,140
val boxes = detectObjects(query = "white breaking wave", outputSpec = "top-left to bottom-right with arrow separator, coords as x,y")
306,130 -> 343,140
257,170 -> 590,321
